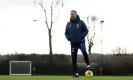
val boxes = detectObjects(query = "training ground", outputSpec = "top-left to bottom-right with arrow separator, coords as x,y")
0,76 -> 133,80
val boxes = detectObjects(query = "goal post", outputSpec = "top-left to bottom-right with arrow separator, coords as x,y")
9,61 -> 32,75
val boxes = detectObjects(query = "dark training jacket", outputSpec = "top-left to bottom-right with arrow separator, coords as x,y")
65,15 -> 88,44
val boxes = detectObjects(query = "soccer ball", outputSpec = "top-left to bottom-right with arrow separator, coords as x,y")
85,70 -> 93,78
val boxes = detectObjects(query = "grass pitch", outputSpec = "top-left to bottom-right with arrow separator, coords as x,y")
0,76 -> 133,80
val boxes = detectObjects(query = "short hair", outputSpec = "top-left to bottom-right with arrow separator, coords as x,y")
71,10 -> 77,14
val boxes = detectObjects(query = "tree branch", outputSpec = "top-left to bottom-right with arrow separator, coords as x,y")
52,0 -> 60,10
50,0 -> 63,30
87,16 -> 90,29
50,6 -> 53,30
51,0 -> 54,7
51,31 -> 56,37
39,2 -> 49,30
53,15 -> 59,23
44,21 -> 49,30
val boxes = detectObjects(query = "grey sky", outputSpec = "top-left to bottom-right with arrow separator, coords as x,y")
0,0 -> 133,54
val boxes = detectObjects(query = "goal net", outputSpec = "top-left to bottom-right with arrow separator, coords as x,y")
9,61 -> 32,75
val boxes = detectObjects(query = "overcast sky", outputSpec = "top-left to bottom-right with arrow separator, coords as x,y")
0,0 -> 133,54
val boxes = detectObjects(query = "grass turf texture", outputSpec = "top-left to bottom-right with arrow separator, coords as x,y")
0,76 -> 133,80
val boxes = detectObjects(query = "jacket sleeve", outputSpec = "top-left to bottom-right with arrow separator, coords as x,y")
65,23 -> 70,41
81,20 -> 88,38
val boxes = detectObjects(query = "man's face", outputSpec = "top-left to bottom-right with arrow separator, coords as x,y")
71,11 -> 77,20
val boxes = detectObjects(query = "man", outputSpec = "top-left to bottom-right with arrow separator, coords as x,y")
65,10 -> 93,77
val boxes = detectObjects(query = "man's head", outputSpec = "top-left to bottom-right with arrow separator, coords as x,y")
70,10 -> 77,20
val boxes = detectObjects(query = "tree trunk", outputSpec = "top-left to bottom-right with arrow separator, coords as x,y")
88,44 -> 92,55
48,30 -> 53,55
48,30 -> 53,64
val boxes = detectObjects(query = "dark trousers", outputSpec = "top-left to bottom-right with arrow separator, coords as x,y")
71,42 -> 91,74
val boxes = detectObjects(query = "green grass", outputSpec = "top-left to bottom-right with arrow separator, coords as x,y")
0,76 -> 133,80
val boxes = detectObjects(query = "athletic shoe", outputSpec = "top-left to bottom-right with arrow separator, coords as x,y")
87,66 -> 93,71
73,73 -> 79,78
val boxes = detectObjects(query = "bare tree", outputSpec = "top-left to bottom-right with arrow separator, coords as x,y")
86,16 -> 97,55
112,47 -> 128,56
34,0 -> 64,55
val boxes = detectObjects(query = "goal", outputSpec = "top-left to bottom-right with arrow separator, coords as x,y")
9,61 -> 32,75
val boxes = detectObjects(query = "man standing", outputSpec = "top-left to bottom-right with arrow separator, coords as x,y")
65,10 -> 93,77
